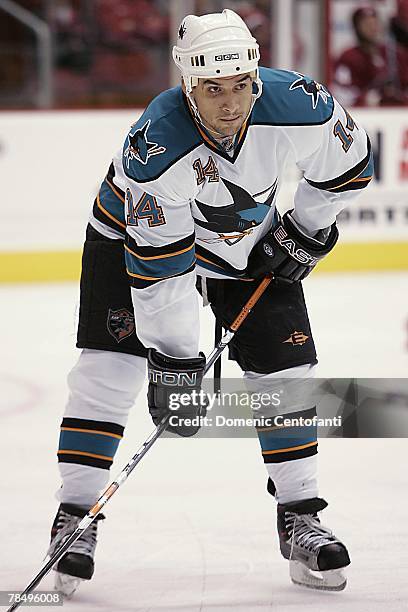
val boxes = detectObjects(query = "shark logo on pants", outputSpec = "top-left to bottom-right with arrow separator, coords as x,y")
107,308 -> 135,342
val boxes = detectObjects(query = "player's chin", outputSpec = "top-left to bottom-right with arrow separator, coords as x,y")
217,119 -> 244,136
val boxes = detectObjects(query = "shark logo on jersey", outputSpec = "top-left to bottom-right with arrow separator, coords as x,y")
194,179 -> 277,245
289,73 -> 331,110
124,119 -> 166,167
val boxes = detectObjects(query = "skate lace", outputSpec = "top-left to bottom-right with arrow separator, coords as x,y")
287,512 -> 335,555
48,510 -> 98,558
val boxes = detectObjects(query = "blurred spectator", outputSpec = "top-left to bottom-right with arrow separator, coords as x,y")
95,0 -> 168,46
52,0 -> 91,73
0,0 -> 44,104
50,0 -> 169,106
90,0 -> 169,104
50,0 -> 93,105
1,0 -> 170,108
333,6 -> 389,106
384,0 -> 408,104
237,1 -> 272,66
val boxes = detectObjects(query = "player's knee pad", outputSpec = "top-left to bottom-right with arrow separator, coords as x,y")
65,348 -> 146,424
57,349 -> 146,476
244,362 -> 317,384
244,363 -> 317,417
244,363 -> 318,465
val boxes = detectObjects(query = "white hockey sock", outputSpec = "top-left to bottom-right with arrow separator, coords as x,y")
57,349 -> 146,506
266,455 -> 318,504
245,363 -> 319,504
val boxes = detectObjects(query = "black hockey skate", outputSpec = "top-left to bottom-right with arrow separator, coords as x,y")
48,504 -> 104,597
277,497 -> 350,591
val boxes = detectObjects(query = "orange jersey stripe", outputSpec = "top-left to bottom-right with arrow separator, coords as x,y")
196,253 -> 253,281
196,253 -> 224,269
352,176 -> 372,183
126,263 -> 195,281
106,178 -> 125,204
97,194 -> 126,230
124,242 -> 194,262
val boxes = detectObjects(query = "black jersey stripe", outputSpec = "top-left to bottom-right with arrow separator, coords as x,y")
128,263 -> 195,289
106,178 -> 125,202
195,244 -> 248,278
328,152 -> 374,193
329,177 -> 372,193
305,134 -> 371,191
107,162 -> 115,182
125,232 -> 195,259
106,162 -> 126,200
93,197 -> 126,231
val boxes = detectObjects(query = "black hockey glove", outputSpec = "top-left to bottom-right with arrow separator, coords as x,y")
147,349 -> 207,437
247,210 -> 338,282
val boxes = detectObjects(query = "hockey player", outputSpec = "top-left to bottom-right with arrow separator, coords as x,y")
333,6 -> 389,107
49,9 -> 373,596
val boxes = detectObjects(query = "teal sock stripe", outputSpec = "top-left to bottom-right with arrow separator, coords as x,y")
256,407 -> 318,463
58,429 -> 122,458
257,424 -> 317,453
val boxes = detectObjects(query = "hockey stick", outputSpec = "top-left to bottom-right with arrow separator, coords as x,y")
213,315 -> 222,394
7,273 -> 273,612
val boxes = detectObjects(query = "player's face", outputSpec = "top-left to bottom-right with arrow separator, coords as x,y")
193,74 -> 253,137
358,15 -> 382,43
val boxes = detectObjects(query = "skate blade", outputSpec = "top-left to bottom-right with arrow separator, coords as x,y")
289,561 -> 347,591
54,571 -> 82,599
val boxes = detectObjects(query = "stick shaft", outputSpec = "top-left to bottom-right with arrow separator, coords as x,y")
8,275 -> 273,611
230,274 -> 272,331
205,274 -> 272,371
6,419 -> 169,612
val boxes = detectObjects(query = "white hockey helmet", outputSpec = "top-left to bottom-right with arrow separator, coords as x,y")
172,9 -> 262,98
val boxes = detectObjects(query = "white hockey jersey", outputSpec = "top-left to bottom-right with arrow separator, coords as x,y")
89,68 -> 373,357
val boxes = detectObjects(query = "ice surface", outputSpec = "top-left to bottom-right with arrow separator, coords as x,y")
1,273 -> 407,611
